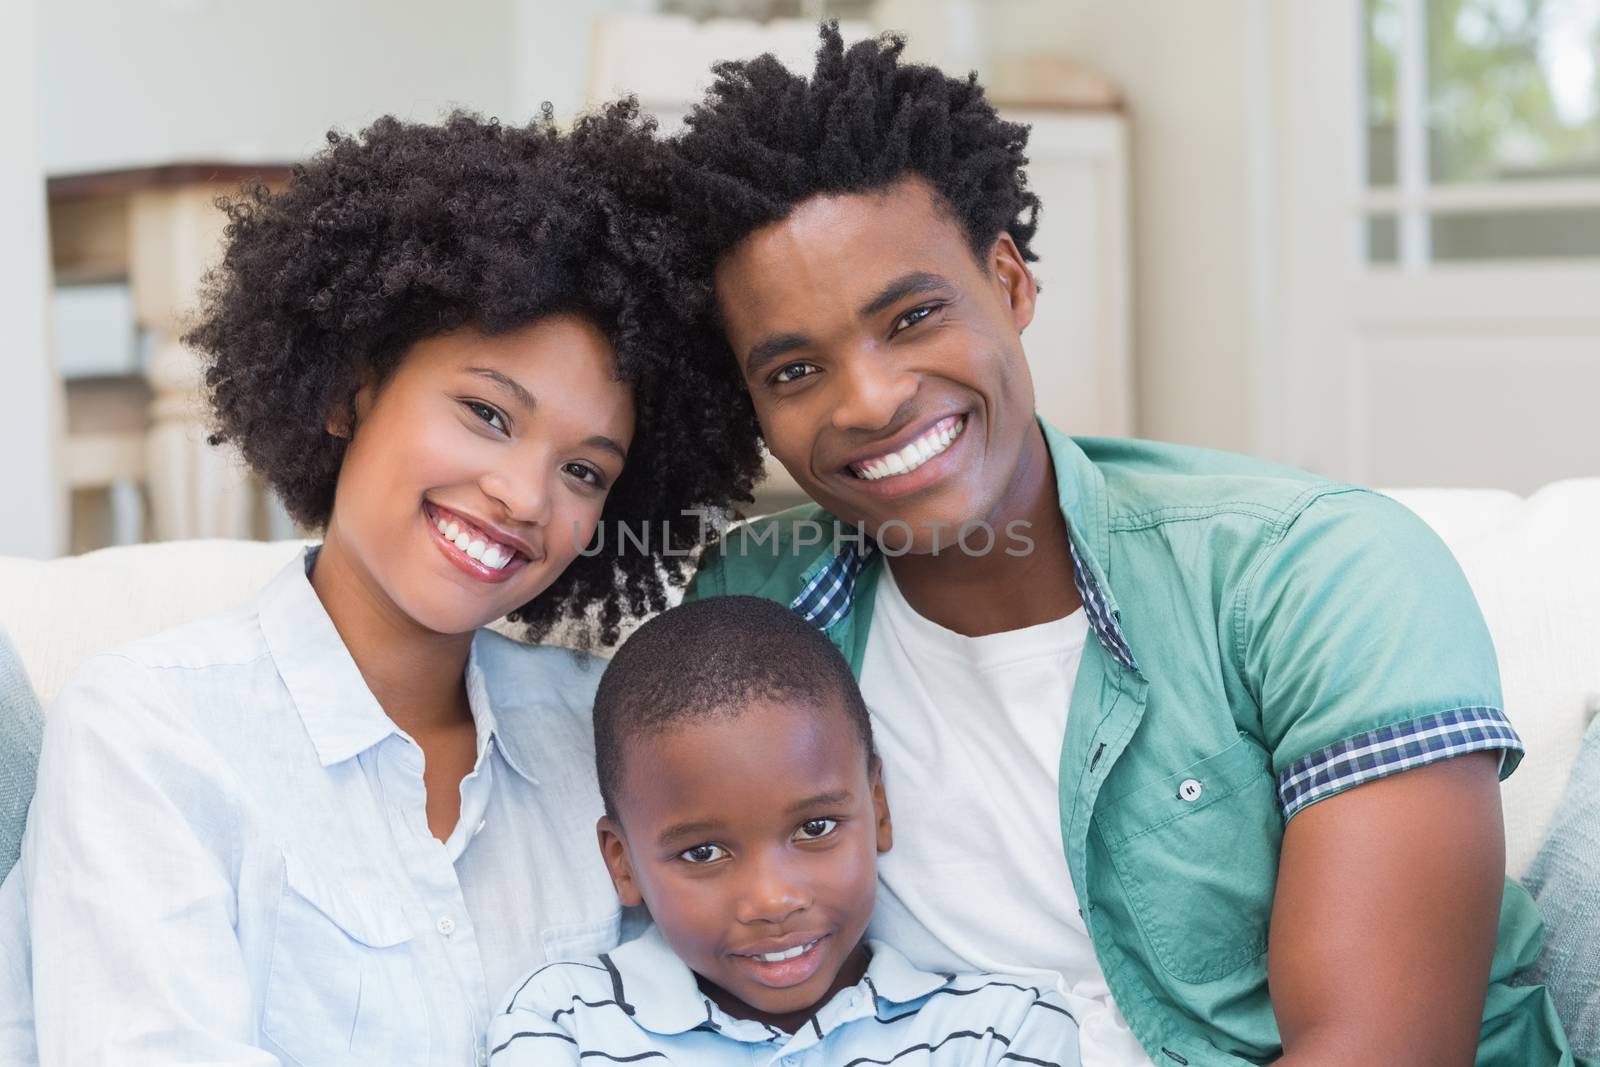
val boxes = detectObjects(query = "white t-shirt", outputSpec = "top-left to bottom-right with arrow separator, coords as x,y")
861,562 -> 1154,1067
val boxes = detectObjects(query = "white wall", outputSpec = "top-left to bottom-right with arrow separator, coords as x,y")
40,0 -> 644,175
1,0 -> 66,557
983,0 -> 1260,454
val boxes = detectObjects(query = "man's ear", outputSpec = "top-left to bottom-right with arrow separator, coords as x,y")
869,756 -> 893,855
597,816 -> 645,907
990,232 -> 1037,335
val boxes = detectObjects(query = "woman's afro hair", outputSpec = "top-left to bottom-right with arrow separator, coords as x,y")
186,102 -> 765,646
669,21 -> 1041,274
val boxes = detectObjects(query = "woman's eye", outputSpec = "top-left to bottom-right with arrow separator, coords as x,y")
563,462 -> 605,489
465,400 -> 508,433
679,843 -> 729,865
892,304 -> 938,335
795,818 -> 839,841
772,362 -> 817,385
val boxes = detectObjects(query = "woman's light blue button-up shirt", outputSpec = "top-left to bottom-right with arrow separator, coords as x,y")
6,550 -> 623,1066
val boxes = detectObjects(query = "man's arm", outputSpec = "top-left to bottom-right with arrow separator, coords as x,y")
1268,751 -> 1504,1067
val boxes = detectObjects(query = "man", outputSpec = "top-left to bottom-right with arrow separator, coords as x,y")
675,24 -> 1578,1067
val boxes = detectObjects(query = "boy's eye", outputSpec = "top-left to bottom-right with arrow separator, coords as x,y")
679,843 -> 729,865
794,818 -> 839,841
464,400 -> 508,433
771,362 -> 817,386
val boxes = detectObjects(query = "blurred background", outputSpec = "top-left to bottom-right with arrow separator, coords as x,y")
3,0 -> 1597,559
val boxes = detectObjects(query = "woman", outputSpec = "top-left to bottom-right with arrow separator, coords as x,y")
10,104 -> 762,1065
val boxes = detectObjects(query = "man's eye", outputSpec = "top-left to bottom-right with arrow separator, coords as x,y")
892,304 -> 938,335
679,843 -> 730,865
772,362 -> 817,385
795,818 -> 839,841
464,400 -> 508,433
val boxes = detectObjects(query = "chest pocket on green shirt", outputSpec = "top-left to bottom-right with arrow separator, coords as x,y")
1095,736 -> 1284,984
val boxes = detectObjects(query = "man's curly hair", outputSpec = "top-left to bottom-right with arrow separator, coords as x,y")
185,103 -> 764,646
670,21 -> 1041,275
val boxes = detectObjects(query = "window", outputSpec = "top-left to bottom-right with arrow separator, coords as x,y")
1362,0 -> 1600,264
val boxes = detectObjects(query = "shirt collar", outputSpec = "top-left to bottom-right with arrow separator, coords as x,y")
785,416 -> 1138,674
855,939 -> 954,1006
257,548 -> 398,766
464,636 -> 541,785
606,926 -> 956,1045
257,547 -> 534,774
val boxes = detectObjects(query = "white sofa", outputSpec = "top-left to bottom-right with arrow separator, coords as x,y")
2,481 -> 1599,877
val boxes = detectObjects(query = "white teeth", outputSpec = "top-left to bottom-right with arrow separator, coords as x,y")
432,509 -> 517,569
852,416 -> 966,482
753,940 -> 817,963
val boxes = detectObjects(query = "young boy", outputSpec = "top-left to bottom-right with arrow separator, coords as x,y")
488,595 -> 1081,1065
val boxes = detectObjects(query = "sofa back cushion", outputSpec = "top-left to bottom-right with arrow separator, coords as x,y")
0,539 -> 306,708
2,480 -> 1598,878
1384,479 -> 1600,876
0,628 -> 42,880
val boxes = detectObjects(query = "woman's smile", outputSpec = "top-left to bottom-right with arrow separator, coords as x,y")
423,501 -> 536,584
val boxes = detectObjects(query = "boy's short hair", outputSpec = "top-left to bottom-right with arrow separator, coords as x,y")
185,104 -> 764,646
670,21 -> 1041,274
594,596 -> 874,820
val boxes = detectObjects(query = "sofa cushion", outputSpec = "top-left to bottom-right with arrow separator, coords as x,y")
1521,711 -> 1600,1059
1384,479 -> 1600,876
0,628 -> 42,881
0,539 -> 306,708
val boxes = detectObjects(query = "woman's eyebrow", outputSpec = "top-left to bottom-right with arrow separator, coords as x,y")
585,435 -> 627,462
467,366 -> 537,411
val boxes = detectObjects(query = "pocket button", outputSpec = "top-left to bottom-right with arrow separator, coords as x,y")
1178,778 -> 1204,802
436,916 -> 456,937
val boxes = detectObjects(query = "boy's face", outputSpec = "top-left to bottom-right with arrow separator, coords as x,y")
599,698 -> 891,1031
324,315 -> 634,636
713,176 -> 1044,553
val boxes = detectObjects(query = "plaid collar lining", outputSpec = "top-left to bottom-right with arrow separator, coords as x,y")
789,538 -> 1139,675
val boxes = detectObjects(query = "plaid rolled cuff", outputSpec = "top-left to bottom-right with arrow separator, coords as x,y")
1277,705 -> 1522,821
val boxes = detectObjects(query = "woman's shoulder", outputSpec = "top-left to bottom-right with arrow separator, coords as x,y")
55,603 -> 269,710
471,630 -> 607,716
95,602 -> 272,673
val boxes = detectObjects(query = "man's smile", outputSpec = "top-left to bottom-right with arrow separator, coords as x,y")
846,414 -> 966,481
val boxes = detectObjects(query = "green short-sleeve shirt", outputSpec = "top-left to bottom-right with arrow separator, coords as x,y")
686,421 -> 1579,1066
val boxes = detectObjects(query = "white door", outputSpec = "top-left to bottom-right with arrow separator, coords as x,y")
1267,0 -> 1600,493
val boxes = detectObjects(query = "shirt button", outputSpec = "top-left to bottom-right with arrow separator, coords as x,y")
475,819 -> 487,836
476,1046 -> 488,1065
436,916 -> 457,936
1178,778 -> 1204,802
